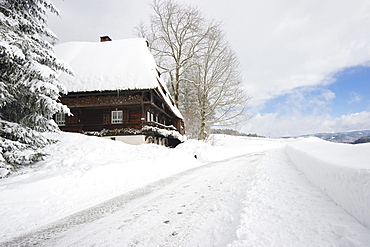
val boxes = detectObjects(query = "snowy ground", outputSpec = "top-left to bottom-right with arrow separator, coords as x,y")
0,132 -> 369,246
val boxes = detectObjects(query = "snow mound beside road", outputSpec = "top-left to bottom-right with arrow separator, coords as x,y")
286,137 -> 370,227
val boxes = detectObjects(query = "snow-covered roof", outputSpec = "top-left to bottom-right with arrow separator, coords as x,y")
54,38 -> 182,119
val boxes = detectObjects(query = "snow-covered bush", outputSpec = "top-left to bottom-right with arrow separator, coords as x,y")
84,126 -> 185,142
0,152 -> 10,178
142,126 -> 185,142
84,128 -> 142,137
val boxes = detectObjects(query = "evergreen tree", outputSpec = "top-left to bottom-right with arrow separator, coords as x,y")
0,0 -> 70,173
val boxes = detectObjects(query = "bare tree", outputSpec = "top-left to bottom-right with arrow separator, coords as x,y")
136,0 -> 249,140
178,78 -> 200,139
186,26 -> 250,139
135,0 -> 214,107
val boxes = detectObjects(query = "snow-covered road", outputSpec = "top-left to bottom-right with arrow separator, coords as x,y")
4,143 -> 370,247
4,152 -> 262,246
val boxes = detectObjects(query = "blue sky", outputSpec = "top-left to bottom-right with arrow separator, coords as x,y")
49,0 -> 370,137
329,66 -> 370,116
261,66 -> 370,117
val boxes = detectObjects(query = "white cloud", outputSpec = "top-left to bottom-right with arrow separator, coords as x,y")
266,87 -> 336,116
203,0 -> 370,108
49,0 -> 151,43
206,0 -> 370,136
241,86 -> 368,137
242,111 -> 370,137
348,92 -> 362,104
49,0 -> 370,108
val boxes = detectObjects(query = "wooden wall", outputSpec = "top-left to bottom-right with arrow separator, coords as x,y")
59,90 -> 185,135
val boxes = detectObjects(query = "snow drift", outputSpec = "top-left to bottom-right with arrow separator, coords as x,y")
0,133 -> 278,242
1,133 -> 369,245
286,137 -> 370,227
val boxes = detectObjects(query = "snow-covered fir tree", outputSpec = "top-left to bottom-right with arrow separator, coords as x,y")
0,0 -> 70,175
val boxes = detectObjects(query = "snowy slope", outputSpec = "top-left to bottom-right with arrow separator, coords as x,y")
286,137 -> 370,227
0,132 -> 200,242
1,133 -> 369,246
0,133 -> 274,243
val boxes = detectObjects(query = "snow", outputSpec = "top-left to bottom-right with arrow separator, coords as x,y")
54,38 -> 182,119
54,39 -> 158,93
142,126 -> 186,142
0,132 -> 199,242
228,147 -> 370,247
0,133 -> 369,246
286,137 -> 370,227
0,168 -> 9,178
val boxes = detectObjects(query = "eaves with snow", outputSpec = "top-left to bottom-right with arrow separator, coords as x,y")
54,38 -> 182,119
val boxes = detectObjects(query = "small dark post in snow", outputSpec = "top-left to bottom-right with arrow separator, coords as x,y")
100,36 -> 112,42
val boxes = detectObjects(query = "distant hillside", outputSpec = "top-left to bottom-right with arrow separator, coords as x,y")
211,128 -> 265,138
299,130 -> 370,143
353,135 -> 370,144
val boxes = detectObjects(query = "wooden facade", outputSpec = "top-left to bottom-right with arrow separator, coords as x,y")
54,37 -> 184,146
58,88 -> 185,146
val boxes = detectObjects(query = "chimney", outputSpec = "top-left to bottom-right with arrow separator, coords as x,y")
100,36 -> 112,42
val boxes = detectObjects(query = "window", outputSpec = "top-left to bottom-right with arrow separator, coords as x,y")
55,113 -> 65,126
111,110 -> 123,124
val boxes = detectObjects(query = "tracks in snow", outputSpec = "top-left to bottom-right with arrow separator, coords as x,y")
3,152 -> 265,247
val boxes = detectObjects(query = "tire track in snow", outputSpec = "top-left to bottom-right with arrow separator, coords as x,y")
2,152 -> 265,247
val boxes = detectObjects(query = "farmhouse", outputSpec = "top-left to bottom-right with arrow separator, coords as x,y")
54,37 -> 184,147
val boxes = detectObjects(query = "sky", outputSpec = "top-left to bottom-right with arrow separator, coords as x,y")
48,0 -> 370,137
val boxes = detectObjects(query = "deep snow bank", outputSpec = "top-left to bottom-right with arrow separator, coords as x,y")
0,132 -> 203,242
0,133 -> 280,242
286,137 -> 370,227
